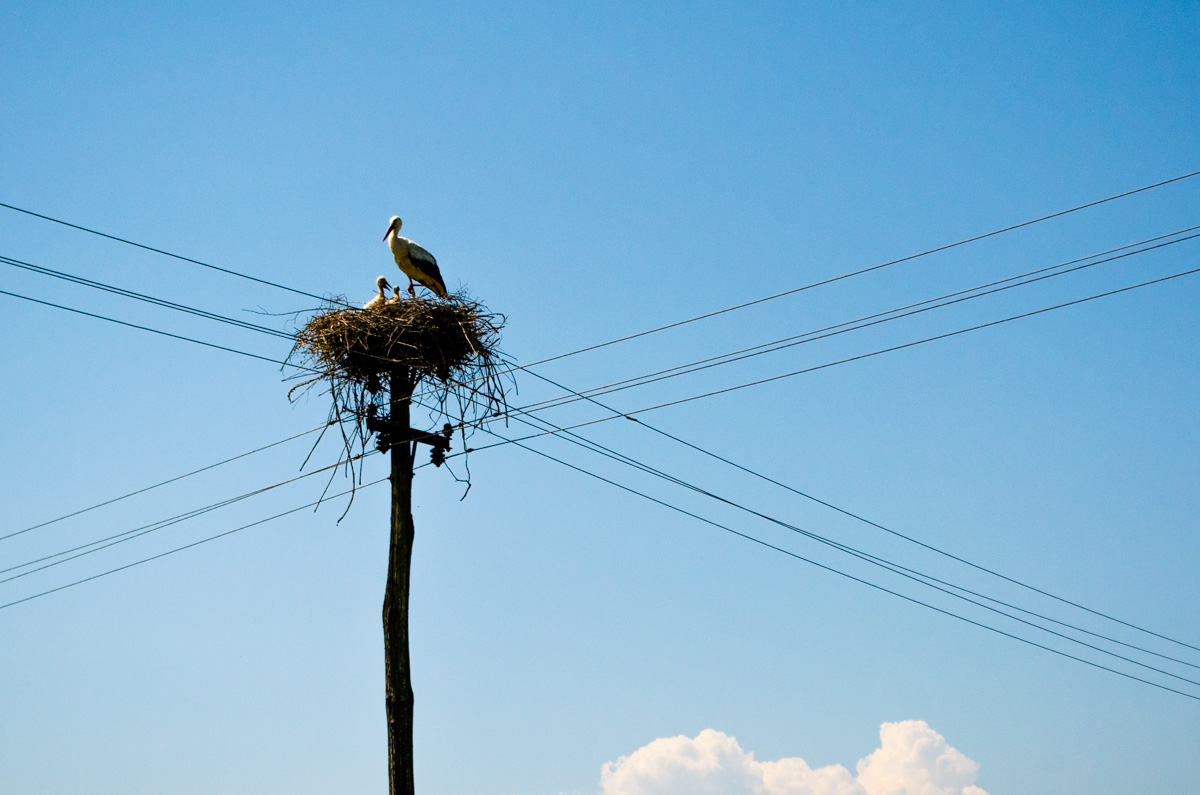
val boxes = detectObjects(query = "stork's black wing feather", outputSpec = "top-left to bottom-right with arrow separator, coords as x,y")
408,242 -> 447,295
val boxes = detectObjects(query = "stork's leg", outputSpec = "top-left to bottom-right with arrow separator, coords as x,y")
407,277 -> 417,298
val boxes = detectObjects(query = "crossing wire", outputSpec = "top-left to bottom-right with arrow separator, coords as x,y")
5,169 -> 1198,365
5,413 -> 1197,702
6,299 -> 1198,696
424,369 -> 1200,674
0,476 -> 393,612
447,262 -> 1200,656
476,263 -> 1200,437
510,168 -> 1200,370
0,254 -> 296,339
471,398 -> 1200,683
12,224 -> 1198,427
0,288 -> 291,366
6,224 -> 1193,552
466,420 -> 1200,702
0,423 -> 329,543
0,451 -> 374,582
0,201 -> 334,304
508,225 -> 1200,417
505,227 -> 1200,418
6,238 -> 1199,657
0,251 -> 478,395
501,363 -> 1200,667
13,257 -> 1198,636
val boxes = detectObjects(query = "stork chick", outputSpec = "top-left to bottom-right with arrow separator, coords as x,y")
363,276 -> 391,309
383,216 -> 447,298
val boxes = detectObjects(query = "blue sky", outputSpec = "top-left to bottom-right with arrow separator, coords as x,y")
1,2 -> 1198,793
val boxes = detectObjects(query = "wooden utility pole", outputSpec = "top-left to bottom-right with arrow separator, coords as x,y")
289,291 -> 503,795
383,365 -> 416,795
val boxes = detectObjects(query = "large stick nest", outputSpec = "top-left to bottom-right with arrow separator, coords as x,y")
287,291 -> 508,499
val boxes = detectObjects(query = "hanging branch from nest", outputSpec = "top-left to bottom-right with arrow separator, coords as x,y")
286,290 -> 508,509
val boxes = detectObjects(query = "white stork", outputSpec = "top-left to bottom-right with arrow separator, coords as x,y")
387,285 -> 402,304
363,275 -> 391,309
383,216 -> 447,298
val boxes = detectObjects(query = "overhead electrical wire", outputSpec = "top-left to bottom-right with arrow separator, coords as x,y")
5,191 -> 1198,668
0,451 -> 375,582
10,250 -> 1200,540
7,226 -> 1194,568
470,263 -> 1200,438
500,362 -> 1200,663
508,168 -> 1200,370
0,254 -> 296,339
20,217 -> 1173,447
0,252 -> 476,396
4,169 -> 1197,366
6,174 -> 1196,701
433,261 -> 1200,657
0,423 -> 329,543
8,389 -> 1196,700
11,224 -> 1198,428
8,171 -> 1198,410
476,401 -> 1200,682
433,260 -> 1200,465
7,277 -> 1198,696
0,475 -> 393,612
422,376 -> 1200,678
12,254 -> 1197,657
470,233 -> 1200,656
0,287 -> 291,366
463,419 -> 1200,702
503,230 -> 1200,420
0,201 -> 335,304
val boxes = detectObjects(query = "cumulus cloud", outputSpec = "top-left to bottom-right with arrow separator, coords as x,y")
598,721 -> 986,795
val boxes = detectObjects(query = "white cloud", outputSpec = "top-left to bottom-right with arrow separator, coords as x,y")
598,721 -> 987,795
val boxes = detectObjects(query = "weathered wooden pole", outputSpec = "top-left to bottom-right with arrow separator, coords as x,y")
289,290 -> 504,795
383,365 -> 416,795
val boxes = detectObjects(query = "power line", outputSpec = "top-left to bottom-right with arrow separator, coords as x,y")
7,282 -> 1194,696
495,263 -> 1200,431
0,287 -> 291,366
503,363 -> 1200,663
0,451 -> 373,581
0,254 -> 296,339
471,232 -> 1200,656
637,421 -> 1200,656
11,227 -> 1194,433
0,476 -> 392,612
0,253 -> 473,395
9,237 -> 1197,660
450,261 -> 1200,466
505,230 -> 1200,419
0,423 -> 329,543
430,261 -> 1200,660
452,394 -> 1200,684
426,346 -> 1200,672
0,201 -> 334,304
5,170 -> 1197,374
511,169 -> 1200,370
469,421 -> 1200,702
22,252 -> 1193,510
12,398 -> 1191,699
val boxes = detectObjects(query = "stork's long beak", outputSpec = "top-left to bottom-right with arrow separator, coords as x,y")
382,220 -> 395,241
